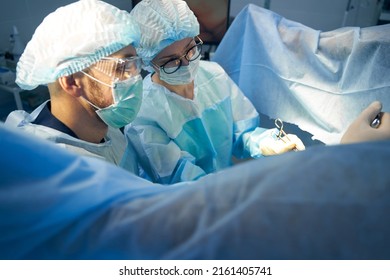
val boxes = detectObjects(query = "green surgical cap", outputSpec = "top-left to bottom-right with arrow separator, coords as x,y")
16,0 -> 141,90
130,0 -> 199,68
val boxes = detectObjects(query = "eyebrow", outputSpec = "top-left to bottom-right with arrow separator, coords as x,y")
156,39 -> 194,62
116,54 -> 137,59
124,53 -> 137,58
111,51 -> 137,59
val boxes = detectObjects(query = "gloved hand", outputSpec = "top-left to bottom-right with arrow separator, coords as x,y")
341,101 -> 390,144
260,134 -> 305,156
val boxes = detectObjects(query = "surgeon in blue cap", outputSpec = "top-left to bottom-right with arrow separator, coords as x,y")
5,0 -> 143,174
124,0 -> 305,184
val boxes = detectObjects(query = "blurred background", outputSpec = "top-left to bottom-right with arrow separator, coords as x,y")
0,0 -> 389,121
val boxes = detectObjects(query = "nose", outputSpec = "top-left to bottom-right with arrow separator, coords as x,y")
180,57 -> 190,66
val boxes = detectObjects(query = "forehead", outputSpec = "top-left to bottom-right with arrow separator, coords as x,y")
109,45 -> 137,58
154,37 -> 193,61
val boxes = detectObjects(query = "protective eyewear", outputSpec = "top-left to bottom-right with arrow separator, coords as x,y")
153,36 -> 203,74
82,56 -> 142,88
94,56 -> 142,82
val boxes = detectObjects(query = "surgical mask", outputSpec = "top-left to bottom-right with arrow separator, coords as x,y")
82,73 -> 143,128
158,56 -> 200,85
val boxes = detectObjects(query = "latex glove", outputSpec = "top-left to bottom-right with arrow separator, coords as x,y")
341,101 -> 390,144
260,134 -> 305,156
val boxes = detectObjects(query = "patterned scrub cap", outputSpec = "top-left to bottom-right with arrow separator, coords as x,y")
130,0 -> 199,69
16,0 -> 141,90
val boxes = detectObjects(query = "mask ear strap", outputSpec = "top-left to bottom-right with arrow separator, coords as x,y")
80,95 -> 101,111
81,70 -> 114,88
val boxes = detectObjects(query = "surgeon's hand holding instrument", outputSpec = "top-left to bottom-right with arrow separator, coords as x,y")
260,118 -> 305,156
341,101 -> 390,144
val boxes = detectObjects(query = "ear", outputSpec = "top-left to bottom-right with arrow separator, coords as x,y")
58,74 -> 83,97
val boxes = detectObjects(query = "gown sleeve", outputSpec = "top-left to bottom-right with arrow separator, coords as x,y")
124,120 -> 207,184
226,69 -> 276,158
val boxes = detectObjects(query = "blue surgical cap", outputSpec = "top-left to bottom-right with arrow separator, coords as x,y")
130,0 -> 200,68
16,0 -> 141,90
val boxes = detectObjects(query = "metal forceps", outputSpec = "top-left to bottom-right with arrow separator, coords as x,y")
274,118 -> 298,151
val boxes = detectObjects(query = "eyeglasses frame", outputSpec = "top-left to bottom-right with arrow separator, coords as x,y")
154,36 -> 203,75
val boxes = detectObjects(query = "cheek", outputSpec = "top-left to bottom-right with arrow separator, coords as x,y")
101,87 -> 114,107
88,79 -> 113,108
97,75 -> 114,106
99,87 -> 114,108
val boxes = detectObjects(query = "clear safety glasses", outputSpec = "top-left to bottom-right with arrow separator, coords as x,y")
153,36 -> 203,74
82,56 -> 142,88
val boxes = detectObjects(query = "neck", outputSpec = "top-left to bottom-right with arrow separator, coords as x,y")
51,97 -> 108,144
152,73 -> 194,100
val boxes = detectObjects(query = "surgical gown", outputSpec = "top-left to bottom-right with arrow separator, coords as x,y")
5,100 -> 139,174
1,123 -> 390,260
212,4 -> 390,144
124,61 -> 271,184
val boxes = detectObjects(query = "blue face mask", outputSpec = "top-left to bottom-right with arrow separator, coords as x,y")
158,56 -> 200,85
83,74 -> 143,128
